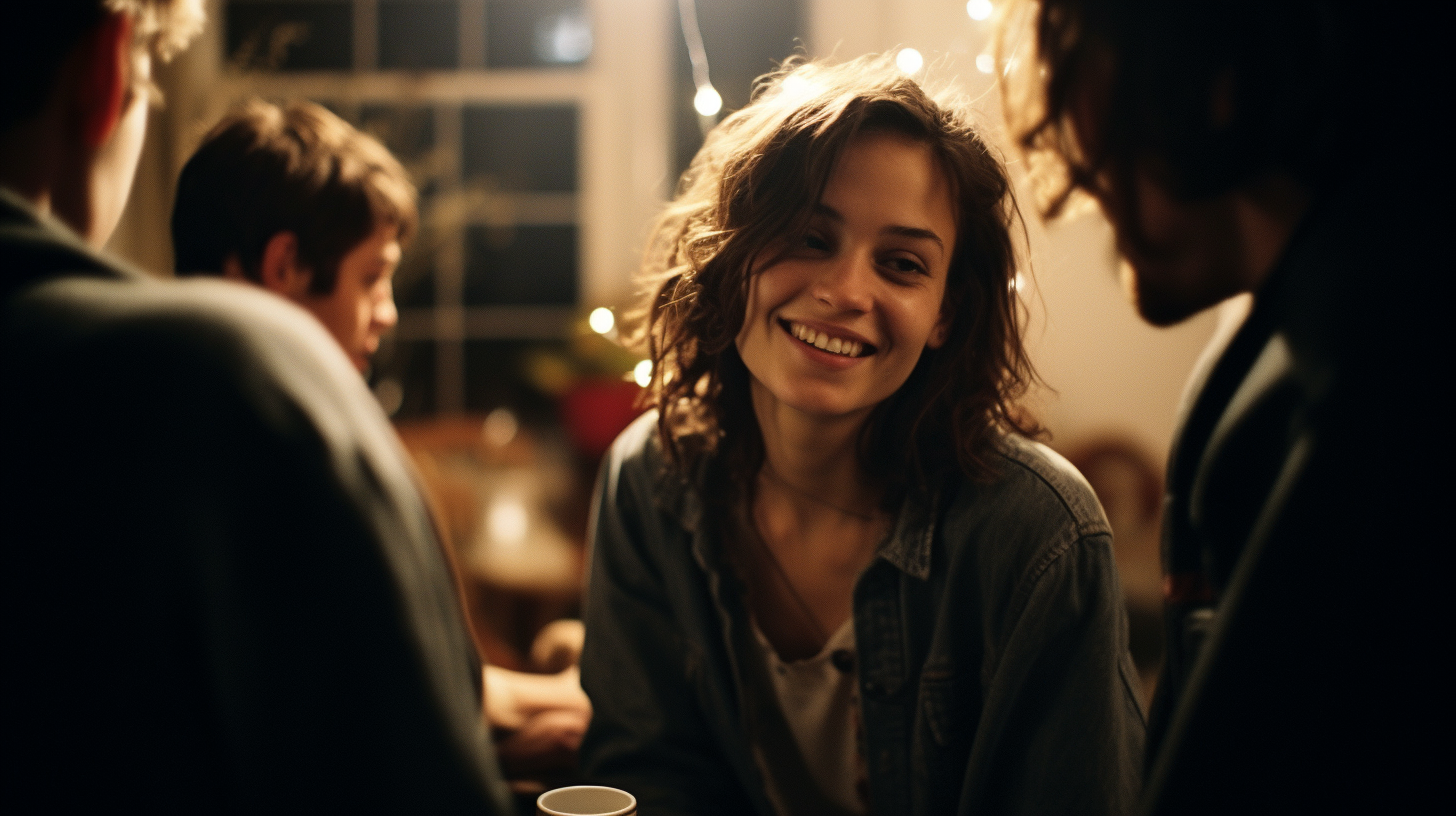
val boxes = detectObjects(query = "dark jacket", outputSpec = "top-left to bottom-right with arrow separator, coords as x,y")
580,412 -> 1145,816
1143,163 -> 1452,814
0,189 -> 511,813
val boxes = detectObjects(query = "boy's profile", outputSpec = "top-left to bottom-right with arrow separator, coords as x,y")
173,100 -> 411,371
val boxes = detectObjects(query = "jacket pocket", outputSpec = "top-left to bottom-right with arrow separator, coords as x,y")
919,666 -> 977,748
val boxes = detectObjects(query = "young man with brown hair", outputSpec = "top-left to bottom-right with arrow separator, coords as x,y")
173,100 -> 410,372
0,3 -> 509,811
1004,1 -> 1447,812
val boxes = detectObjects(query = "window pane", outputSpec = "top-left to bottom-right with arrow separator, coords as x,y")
465,225 -> 577,306
463,340 -> 565,421
355,104 -> 438,307
359,104 -> 437,176
462,105 -> 577,192
484,0 -> 591,68
379,0 -> 460,70
393,248 -> 436,309
226,1 -> 353,71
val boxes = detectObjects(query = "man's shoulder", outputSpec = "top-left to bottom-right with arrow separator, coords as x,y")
4,269 -> 394,477
10,273 -> 358,395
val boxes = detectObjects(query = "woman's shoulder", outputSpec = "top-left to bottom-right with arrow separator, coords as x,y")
942,432 -> 1112,548
605,410 -> 661,471
600,410 -> 699,523
995,434 -> 1109,530
935,434 -> 1116,625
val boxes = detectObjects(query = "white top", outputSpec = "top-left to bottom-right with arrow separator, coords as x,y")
748,617 -> 867,816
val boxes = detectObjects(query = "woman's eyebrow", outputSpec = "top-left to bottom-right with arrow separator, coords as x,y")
884,225 -> 944,250
814,203 -> 945,251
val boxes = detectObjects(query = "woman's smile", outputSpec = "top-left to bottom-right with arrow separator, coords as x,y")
780,318 -> 874,359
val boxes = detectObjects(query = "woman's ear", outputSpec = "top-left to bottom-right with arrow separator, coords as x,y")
927,308 -> 953,349
258,232 -> 314,300
79,12 -> 133,150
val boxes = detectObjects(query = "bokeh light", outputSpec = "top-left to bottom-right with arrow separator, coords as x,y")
896,47 -> 924,75
967,0 -> 994,22
588,306 -> 615,334
694,85 -> 723,116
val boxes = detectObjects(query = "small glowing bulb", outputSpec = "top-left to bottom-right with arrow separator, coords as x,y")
976,53 -> 995,74
967,0 -> 993,21
694,85 -> 722,117
482,407 -> 518,447
488,498 -> 529,547
588,306 -> 615,334
633,359 -> 653,388
896,47 -> 924,75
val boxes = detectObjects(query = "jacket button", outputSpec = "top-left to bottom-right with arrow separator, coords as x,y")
830,649 -> 855,673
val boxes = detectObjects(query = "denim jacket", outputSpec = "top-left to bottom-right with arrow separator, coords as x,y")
580,413 -> 1144,815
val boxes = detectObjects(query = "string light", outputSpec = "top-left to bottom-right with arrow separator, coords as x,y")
967,0 -> 994,21
633,359 -> 653,387
896,47 -> 924,75
976,53 -> 995,73
694,85 -> 722,117
678,0 -> 721,121
588,307 -> 615,334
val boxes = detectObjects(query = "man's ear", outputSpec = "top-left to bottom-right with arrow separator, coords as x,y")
79,12 -> 133,151
258,232 -> 314,300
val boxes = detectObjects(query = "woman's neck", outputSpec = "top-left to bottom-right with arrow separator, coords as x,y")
740,380 -> 888,657
749,380 -> 879,520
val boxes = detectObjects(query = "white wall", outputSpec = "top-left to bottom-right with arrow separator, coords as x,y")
807,0 -> 1218,465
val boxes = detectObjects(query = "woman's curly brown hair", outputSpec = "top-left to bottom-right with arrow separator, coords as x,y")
630,54 -> 1039,508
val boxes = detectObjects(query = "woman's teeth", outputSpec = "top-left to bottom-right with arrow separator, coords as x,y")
789,322 -> 863,358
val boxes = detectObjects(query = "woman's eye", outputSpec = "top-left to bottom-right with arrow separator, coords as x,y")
803,234 -> 830,252
883,256 -> 927,276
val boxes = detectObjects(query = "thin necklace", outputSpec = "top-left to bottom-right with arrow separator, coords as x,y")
744,499 -> 830,643
758,463 -> 876,523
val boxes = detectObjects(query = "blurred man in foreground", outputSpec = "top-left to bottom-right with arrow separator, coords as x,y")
0,2 -> 510,811
1005,0 -> 1447,812
172,98 -> 594,791
172,99 -> 405,373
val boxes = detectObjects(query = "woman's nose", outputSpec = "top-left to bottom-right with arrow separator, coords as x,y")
811,251 -> 874,313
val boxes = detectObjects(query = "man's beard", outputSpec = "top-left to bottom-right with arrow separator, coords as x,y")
1116,233 -> 1246,328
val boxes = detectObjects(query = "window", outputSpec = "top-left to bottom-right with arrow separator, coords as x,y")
215,0 -> 667,420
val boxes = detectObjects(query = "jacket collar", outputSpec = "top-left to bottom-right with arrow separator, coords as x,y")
661,452 -> 940,583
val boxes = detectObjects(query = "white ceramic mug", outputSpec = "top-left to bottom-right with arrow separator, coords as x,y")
537,785 -> 637,816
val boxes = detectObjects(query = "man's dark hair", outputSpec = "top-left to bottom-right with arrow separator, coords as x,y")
172,100 -> 416,295
0,0 -> 202,134
1003,0 -> 1430,216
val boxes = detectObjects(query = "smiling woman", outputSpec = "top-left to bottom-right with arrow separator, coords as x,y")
578,54 -> 1145,816
736,132 -> 956,424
